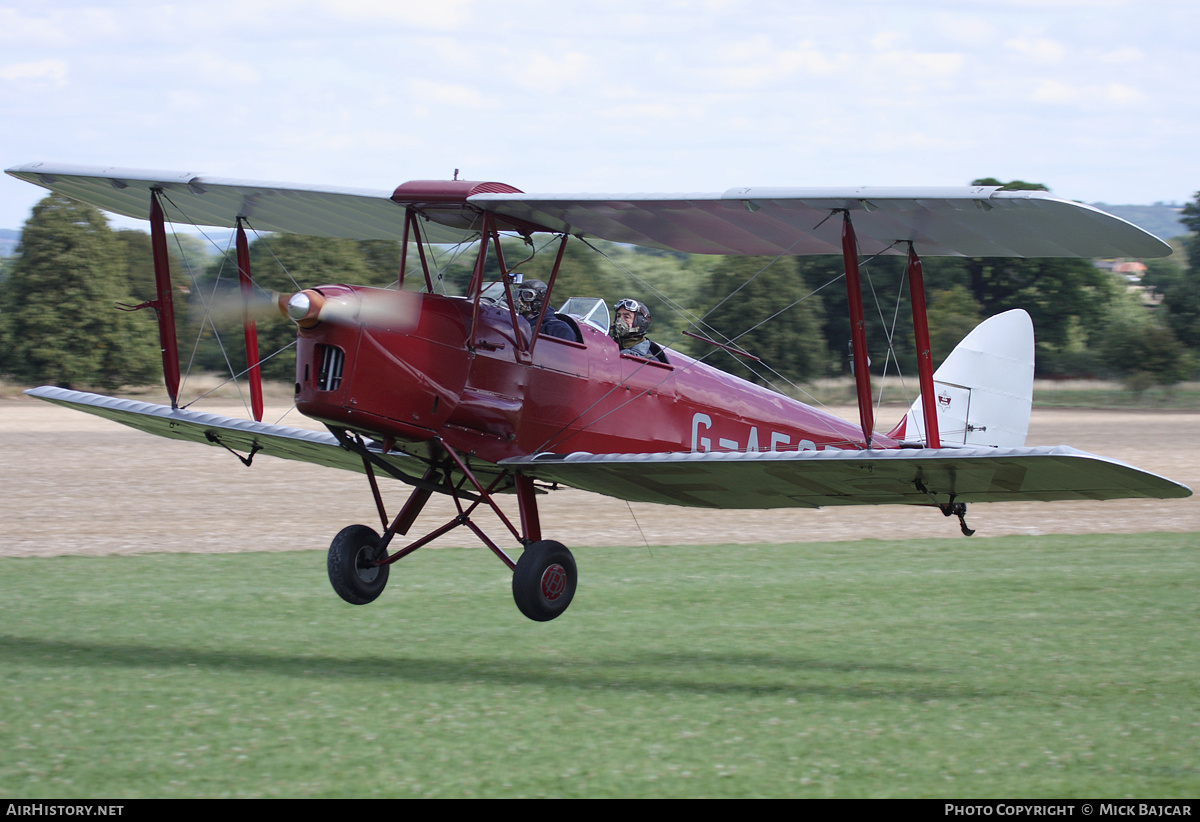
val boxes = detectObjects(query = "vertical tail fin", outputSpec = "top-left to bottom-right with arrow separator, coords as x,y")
890,309 -> 1034,448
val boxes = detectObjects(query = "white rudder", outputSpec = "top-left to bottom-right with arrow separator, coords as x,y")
893,309 -> 1034,448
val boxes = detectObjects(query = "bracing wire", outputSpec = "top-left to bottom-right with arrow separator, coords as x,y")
531,235 -> 844,454
153,193 -> 314,417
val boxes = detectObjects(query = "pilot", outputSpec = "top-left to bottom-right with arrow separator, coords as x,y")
515,279 -> 575,341
611,298 -> 653,357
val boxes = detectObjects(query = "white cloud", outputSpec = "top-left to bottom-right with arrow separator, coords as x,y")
315,0 -> 477,27
1005,37 -> 1068,64
1030,78 -> 1146,108
0,58 -> 69,84
1100,46 -> 1143,64
1105,83 -> 1145,106
0,7 -> 106,46
408,78 -> 503,111
873,50 -> 965,79
509,50 -> 593,93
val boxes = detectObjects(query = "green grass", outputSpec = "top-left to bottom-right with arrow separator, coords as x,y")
1032,382 -> 1200,410
791,378 -> 1200,411
2,534 -> 1198,798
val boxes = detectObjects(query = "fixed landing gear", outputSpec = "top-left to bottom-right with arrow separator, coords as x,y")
326,529 -> 578,621
324,436 -> 577,620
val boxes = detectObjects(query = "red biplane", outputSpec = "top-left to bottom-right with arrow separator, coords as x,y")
7,162 -> 1191,621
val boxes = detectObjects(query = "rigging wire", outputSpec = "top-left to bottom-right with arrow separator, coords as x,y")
154,198 -> 251,415
148,198 -> 920,454
535,217 -> 929,453
857,239 -> 918,414
530,233 -> 849,454
152,193 -> 316,419
580,235 -> 841,399
625,500 -> 654,557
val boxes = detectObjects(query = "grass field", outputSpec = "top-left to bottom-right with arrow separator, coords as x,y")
2,534 -> 1197,798
791,378 -> 1200,412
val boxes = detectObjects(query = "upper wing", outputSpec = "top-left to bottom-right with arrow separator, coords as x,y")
8,163 -> 1169,259
502,447 -> 1191,509
472,187 -> 1172,258
5,162 -> 477,244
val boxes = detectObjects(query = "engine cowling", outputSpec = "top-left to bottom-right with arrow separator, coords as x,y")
291,285 -> 471,443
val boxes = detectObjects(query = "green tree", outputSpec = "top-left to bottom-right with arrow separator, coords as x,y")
357,239 -> 408,287
954,256 -> 1119,351
925,284 -> 984,368
513,237 -> 626,306
0,195 -> 158,389
115,229 -> 208,303
698,256 -> 828,384
188,234 -> 377,382
970,177 -> 1049,192
602,245 -> 718,347
1181,191 -> 1200,270
807,254 -> 912,377
1097,290 -> 1189,393
1156,191 -> 1200,350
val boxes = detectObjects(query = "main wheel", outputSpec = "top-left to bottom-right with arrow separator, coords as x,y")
512,540 -> 577,622
327,524 -> 390,605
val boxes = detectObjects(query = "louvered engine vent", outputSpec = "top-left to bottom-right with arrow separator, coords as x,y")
316,345 -> 345,392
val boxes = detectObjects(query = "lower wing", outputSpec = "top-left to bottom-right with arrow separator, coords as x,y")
25,386 -> 425,481
502,447 -> 1192,509
27,386 -> 1191,511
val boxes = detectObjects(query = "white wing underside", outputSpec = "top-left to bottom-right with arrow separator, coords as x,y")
5,163 -> 475,245
471,188 -> 1170,258
6,163 -> 1170,259
25,387 -> 425,480
502,447 -> 1191,509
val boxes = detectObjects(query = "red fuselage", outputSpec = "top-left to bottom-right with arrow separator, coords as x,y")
293,285 -> 892,465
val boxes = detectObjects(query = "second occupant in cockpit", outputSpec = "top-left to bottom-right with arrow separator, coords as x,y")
516,279 -> 575,341
611,298 -> 653,357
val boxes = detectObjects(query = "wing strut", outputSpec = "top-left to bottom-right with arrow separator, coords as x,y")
398,207 -> 437,292
840,212 -> 874,447
522,233 -> 569,357
234,219 -> 264,422
906,244 -> 940,448
148,192 -> 182,408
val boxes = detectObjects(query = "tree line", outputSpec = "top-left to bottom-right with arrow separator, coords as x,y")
2,184 -> 1198,396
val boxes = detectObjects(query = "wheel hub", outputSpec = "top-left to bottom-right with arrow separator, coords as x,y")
540,563 -> 568,601
355,546 -> 381,582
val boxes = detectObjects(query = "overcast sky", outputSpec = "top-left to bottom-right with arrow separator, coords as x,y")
3,0 -> 1198,232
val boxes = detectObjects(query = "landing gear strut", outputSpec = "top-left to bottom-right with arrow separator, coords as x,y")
914,478 -> 976,536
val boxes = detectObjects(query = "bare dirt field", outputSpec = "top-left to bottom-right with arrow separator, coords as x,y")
2,394 -> 1198,558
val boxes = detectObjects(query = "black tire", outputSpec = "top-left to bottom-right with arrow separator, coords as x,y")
327,524 -> 389,605
512,540 -> 577,622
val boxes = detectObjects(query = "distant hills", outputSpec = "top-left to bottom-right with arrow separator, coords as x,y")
0,228 -> 18,257
1089,203 -> 1188,243
0,204 -> 1191,259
